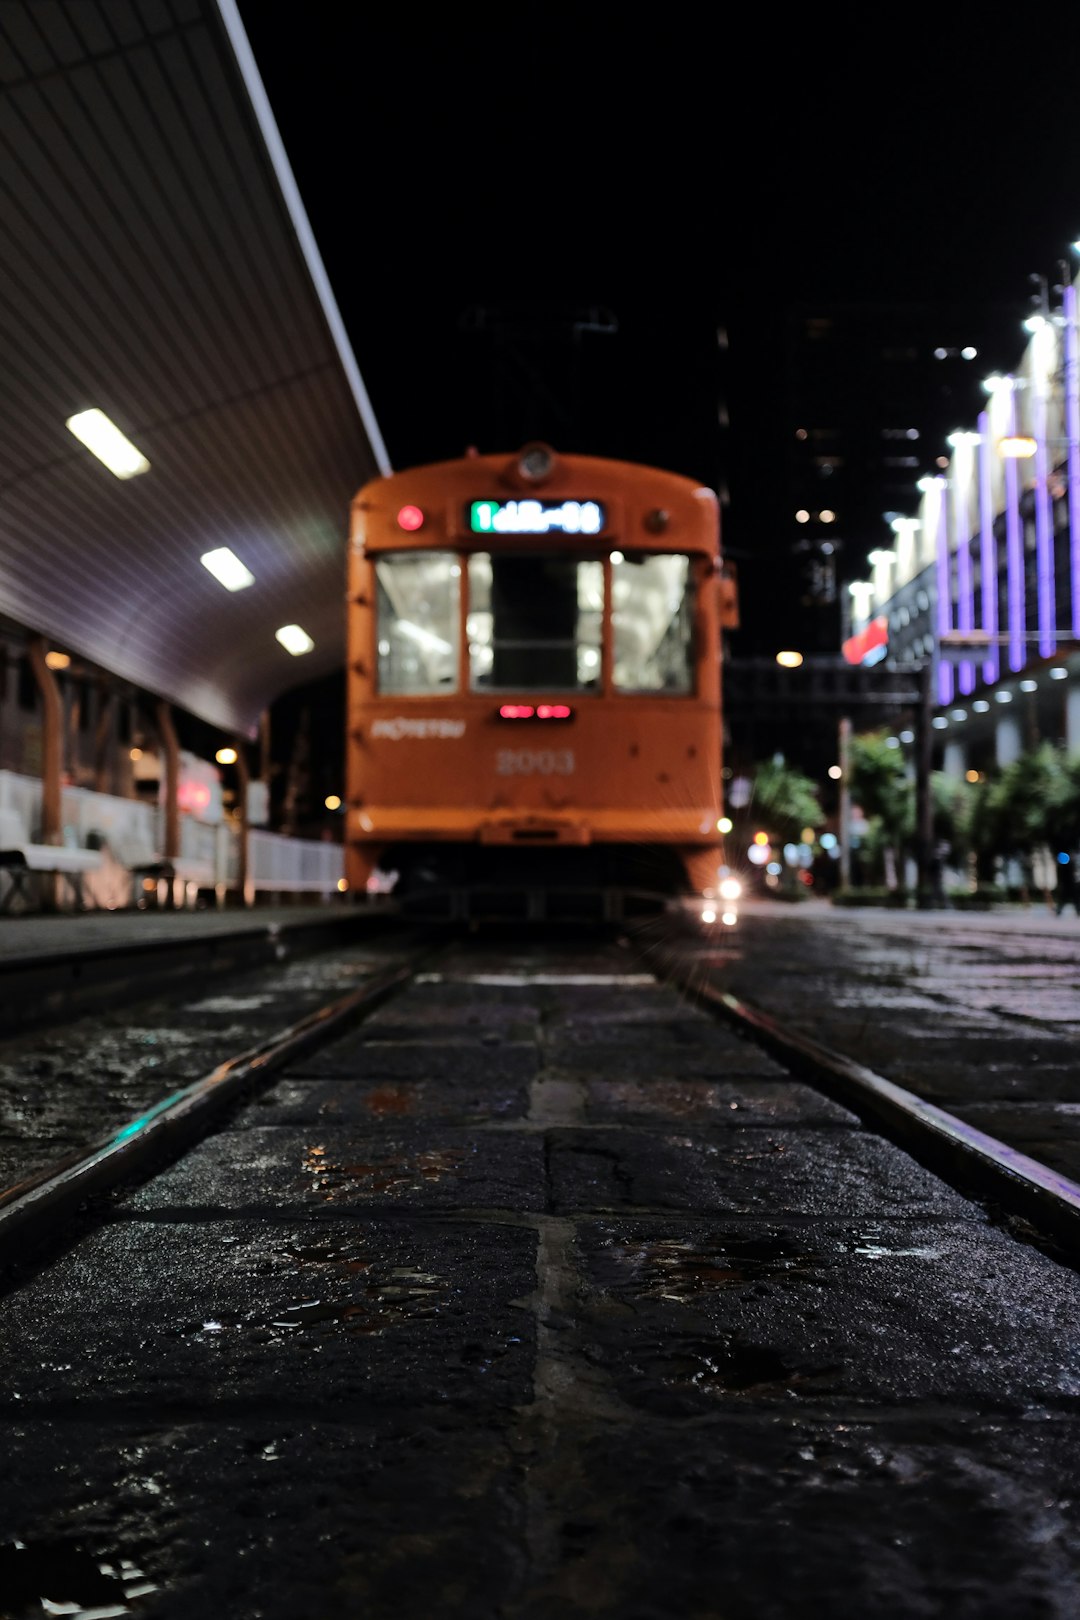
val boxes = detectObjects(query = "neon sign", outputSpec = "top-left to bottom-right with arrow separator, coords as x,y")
469,499 -> 604,536
842,615 -> 888,667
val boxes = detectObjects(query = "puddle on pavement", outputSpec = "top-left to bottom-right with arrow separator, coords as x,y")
0,1537 -> 158,1615
617,1235 -> 821,1298
184,994 -> 275,1013
662,1340 -> 841,1396
852,1243 -> 944,1260
299,1142 -> 465,1200
267,1247 -> 445,1337
362,1085 -> 415,1117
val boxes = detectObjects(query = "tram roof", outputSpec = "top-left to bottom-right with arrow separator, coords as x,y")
0,0 -> 389,737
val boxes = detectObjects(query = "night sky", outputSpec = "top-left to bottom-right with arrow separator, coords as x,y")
236,6 -> 1080,658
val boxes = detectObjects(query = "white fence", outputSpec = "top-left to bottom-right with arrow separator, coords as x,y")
0,769 -> 344,910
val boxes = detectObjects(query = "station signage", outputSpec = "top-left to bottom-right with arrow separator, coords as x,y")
468,499 -> 605,536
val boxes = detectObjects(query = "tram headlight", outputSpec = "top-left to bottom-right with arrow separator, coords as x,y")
719,877 -> 741,901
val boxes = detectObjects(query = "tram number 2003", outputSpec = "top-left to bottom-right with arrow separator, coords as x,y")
495,748 -> 575,776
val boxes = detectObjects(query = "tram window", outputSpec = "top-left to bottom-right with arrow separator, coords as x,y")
612,554 -> 694,692
467,554 -> 602,690
375,552 -> 460,694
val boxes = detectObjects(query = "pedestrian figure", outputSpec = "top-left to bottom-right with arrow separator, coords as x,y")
1055,858 -> 1079,916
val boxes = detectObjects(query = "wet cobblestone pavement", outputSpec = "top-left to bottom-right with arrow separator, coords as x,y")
703,899 -> 1080,1185
2,919 -> 1080,1616
0,943 -> 401,1188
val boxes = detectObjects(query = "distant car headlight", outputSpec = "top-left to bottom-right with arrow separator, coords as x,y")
719,877 -> 741,900
701,907 -> 717,924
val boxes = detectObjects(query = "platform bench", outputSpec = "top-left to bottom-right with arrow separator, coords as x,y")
0,807 -> 104,912
114,841 -> 215,907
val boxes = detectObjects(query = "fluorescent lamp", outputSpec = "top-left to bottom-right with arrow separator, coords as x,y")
66,408 -> 149,479
276,624 -> 314,656
201,547 -> 255,591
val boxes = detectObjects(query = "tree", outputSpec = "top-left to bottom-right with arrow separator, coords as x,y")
741,758 -> 824,846
848,731 -> 912,887
978,743 -> 1080,897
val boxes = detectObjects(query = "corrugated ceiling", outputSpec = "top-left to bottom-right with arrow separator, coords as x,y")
0,0 -> 388,735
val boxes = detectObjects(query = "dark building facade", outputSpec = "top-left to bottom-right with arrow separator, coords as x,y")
782,299 -> 1025,651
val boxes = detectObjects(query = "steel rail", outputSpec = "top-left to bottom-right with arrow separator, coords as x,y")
648,942 -> 1080,1260
0,950 -> 428,1270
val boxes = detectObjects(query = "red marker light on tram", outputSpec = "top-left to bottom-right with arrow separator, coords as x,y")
396,504 -> 425,532
499,704 -> 535,719
536,705 -> 572,719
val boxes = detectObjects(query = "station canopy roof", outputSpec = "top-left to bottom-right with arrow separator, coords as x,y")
0,0 -> 389,736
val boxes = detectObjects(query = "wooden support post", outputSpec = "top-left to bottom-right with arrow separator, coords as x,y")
27,637 -> 63,910
156,700 -> 180,910
234,744 -> 253,907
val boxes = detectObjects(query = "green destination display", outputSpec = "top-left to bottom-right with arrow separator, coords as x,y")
469,499 -> 605,536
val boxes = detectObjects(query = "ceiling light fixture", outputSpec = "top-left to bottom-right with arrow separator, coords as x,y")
65,408 -> 149,479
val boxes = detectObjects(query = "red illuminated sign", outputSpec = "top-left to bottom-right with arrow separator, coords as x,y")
497,704 -> 574,721
842,616 -> 888,667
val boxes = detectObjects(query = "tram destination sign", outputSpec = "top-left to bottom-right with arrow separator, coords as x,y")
468,498 -> 605,536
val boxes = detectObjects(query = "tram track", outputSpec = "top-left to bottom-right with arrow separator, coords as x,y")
4,919 -> 1080,1614
6,914 -> 1080,1287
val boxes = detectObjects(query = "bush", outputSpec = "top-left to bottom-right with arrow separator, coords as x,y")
946,885 -> 1007,910
831,887 -> 909,908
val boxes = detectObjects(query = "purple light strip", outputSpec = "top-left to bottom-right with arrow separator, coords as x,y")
934,482 -> 953,704
1004,386 -> 1025,673
954,464 -> 975,693
977,411 -> 999,683
1066,285 -> 1080,638
1033,374 -> 1055,658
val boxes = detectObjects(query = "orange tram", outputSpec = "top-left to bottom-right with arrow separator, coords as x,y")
344,443 -> 739,920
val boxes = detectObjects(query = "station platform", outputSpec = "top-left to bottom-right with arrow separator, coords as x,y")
0,902 -> 359,965
0,902 -> 376,1036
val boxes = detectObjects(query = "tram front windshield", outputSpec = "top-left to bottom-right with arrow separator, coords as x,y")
374,550 -> 695,695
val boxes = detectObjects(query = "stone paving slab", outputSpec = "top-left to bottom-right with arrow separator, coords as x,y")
121,1126 -> 548,1212
774,1020 -> 1072,1071
3,1408 -> 1080,1619
958,1101 -> 1080,1138
340,1019 -> 535,1046
240,1073 -> 532,1126
882,1059 -> 1080,1106
368,982 -> 545,1028
545,1037 -> 790,1079
546,1127 -> 975,1217
580,1075 -> 860,1128
0,1218 -> 536,1409
539,985 -> 703,1023
0,1414 -> 524,1620
287,1037 -> 540,1082
569,1217 -> 1080,1411
504,1410 -> 1080,1620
